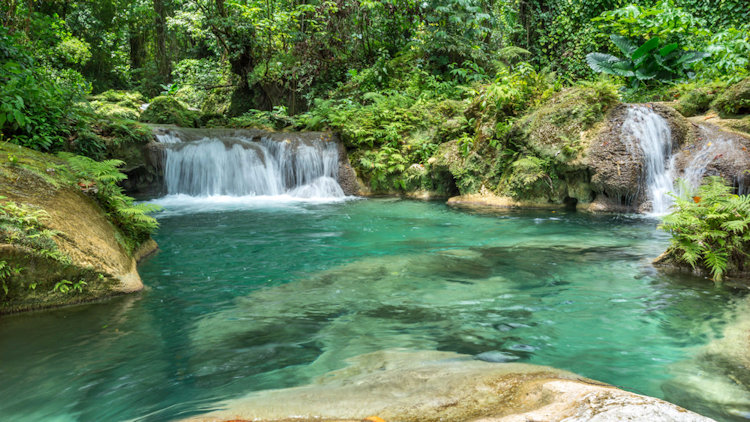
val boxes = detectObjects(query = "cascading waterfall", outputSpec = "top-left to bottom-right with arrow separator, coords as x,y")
622,106 -> 675,214
155,132 -> 345,199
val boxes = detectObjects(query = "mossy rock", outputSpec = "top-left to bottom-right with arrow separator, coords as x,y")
674,87 -> 719,117
90,90 -> 146,120
202,87 -> 233,115
0,143 -> 155,314
712,77 -> 750,118
140,95 -> 200,127
511,82 -> 619,163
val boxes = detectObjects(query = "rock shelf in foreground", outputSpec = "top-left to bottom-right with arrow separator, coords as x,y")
184,350 -> 713,422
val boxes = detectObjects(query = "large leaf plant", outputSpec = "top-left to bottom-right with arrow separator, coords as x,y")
586,34 -> 709,90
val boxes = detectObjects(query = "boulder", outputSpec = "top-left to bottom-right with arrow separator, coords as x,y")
711,77 -> 750,118
140,96 -> 200,128
0,144 -> 156,314
182,349 -> 713,422
671,122 -> 750,195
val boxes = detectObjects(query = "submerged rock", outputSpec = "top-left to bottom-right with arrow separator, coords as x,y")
183,349 -> 713,422
663,296 -> 750,421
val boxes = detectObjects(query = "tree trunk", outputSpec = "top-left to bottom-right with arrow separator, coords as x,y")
129,23 -> 145,70
153,0 -> 171,82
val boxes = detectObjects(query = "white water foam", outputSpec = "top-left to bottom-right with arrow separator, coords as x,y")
153,132 -> 348,206
622,106 -> 675,215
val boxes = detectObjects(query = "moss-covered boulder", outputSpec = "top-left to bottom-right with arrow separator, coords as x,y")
140,96 -> 200,127
90,90 -> 146,120
675,87 -> 719,117
0,143 -> 157,314
712,77 -> 750,118
444,84 -> 699,212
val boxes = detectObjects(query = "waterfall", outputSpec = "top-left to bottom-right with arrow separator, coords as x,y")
155,131 -> 345,200
622,106 -> 675,214
674,126 -> 748,197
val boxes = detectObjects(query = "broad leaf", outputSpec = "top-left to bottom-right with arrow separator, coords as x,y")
610,34 -> 638,56
659,43 -> 679,57
632,37 -> 660,61
586,53 -> 627,75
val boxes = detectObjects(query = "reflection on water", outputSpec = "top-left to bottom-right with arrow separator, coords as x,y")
0,199 -> 747,421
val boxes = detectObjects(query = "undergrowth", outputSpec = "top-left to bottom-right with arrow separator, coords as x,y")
58,154 -> 160,253
661,177 -> 750,281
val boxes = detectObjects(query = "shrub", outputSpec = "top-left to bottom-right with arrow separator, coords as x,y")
674,86 -> 720,117
139,96 -> 199,127
586,34 -> 709,91
711,77 -> 750,117
0,28 -> 90,152
660,176 -> 750,281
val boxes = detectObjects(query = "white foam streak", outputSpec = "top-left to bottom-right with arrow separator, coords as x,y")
622,106 -> 674,215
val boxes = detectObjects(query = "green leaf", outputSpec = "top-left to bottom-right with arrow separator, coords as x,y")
632,37 -> 660,61
610,34 -> 638,56
13,110 -> 24,127
635,68 -> 657,80
659,43 -> 679,57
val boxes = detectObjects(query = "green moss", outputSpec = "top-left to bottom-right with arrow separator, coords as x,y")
511,81 -> 619,162
712,77 -> 750,117
202,87 -> 233,115
675,88 -> 717,117
90,90 -> 146,120
721,116 -> 750,135
140,95 -> 200,127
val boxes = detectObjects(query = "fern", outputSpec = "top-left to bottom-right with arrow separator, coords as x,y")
660,176 -> 750,281
58,153 -> 160,253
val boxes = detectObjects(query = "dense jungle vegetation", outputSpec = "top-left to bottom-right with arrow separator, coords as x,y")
1,0 -> 750,280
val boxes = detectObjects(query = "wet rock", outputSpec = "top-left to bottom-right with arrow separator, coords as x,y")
663,296 -> 750,421
182,350 -> 713,422
586,103 -> 693,212
126,128 -> 361,197
672,121 -> 750,195
0,145 -> 157,313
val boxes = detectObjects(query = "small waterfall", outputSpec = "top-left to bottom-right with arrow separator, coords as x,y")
673,126 -> 749,197
622,106 -> 674,214
155,131 -> 345,199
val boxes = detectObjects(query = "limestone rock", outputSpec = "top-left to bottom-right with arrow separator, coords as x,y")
182,350 -> 713,422
0,145 -> 157,313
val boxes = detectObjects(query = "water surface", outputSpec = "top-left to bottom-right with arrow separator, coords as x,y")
0,199 -> 746,421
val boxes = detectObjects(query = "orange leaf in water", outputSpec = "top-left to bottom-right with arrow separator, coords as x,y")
693,196 -> 702,203
363,417 -> 387,422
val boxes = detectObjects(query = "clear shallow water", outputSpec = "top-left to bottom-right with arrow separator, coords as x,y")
0,199 -> 747,422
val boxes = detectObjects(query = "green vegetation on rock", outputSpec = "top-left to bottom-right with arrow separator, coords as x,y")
711,77 -> 750,117
139,96 -> 199,128
660,177 -> 750,281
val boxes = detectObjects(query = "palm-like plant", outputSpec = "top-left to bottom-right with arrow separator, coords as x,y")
586,34 -> 709,90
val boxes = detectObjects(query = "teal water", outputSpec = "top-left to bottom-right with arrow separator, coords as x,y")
0,199 -> 747,421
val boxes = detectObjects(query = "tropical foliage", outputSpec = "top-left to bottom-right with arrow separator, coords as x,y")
586,35 -> 708,90
661,177 -> 750,281
59,154 -> 160,252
